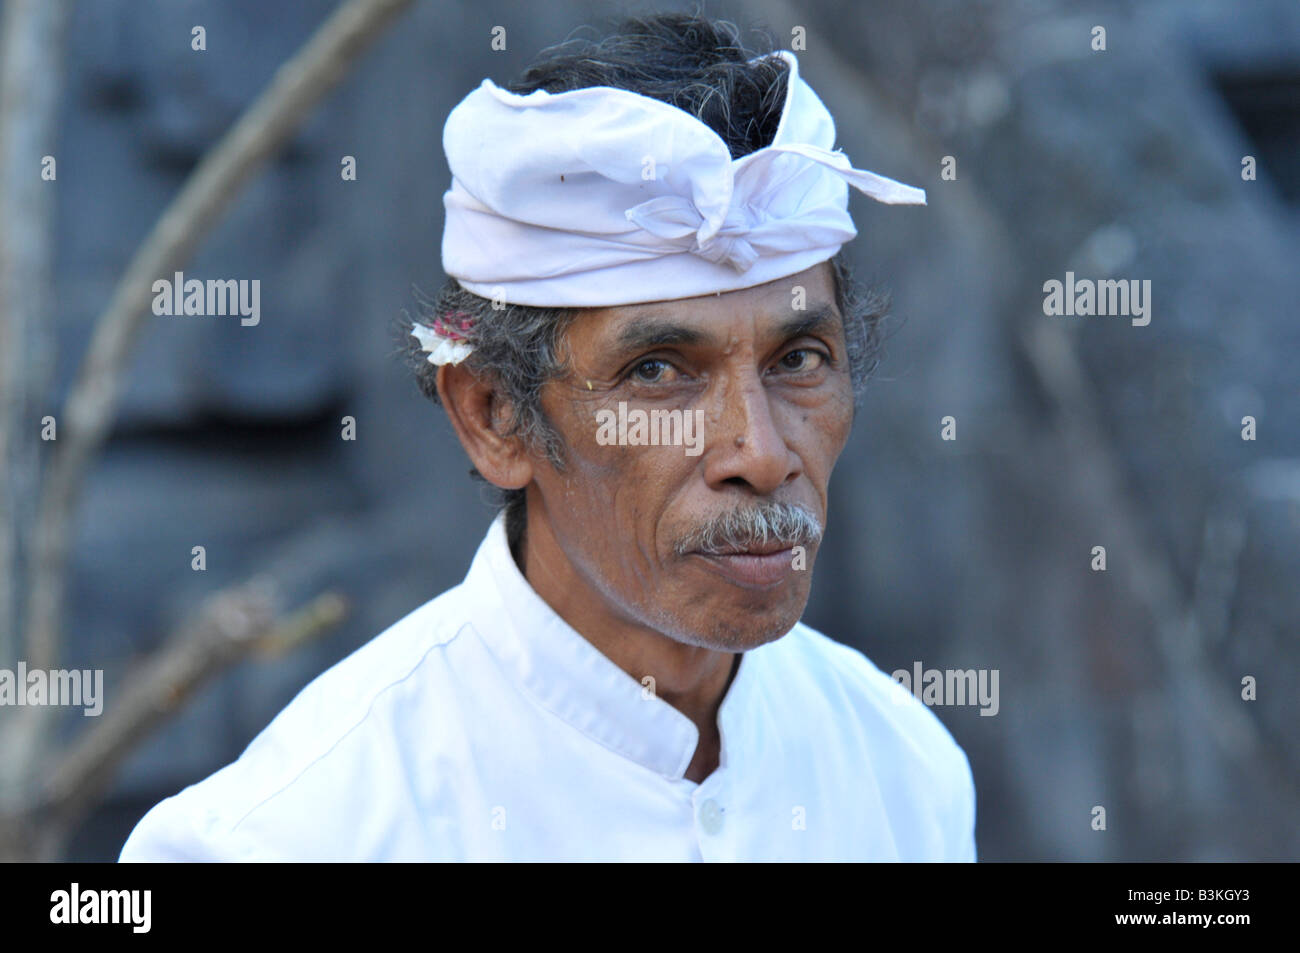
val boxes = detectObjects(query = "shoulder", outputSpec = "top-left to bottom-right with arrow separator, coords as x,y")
119,584 -> 475,862
763,622 -> 978,860
777,623 -> 965,757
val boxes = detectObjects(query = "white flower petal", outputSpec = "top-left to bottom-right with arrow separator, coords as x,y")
411,324 -> 475,365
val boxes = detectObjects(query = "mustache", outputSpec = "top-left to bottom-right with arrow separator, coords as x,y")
673,501 -> 824,556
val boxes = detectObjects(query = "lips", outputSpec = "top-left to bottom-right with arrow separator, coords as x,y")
693,545 -> 796,589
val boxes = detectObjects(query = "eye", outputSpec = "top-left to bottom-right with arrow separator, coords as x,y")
774,348 -> 827,374
629,357 -> 676,384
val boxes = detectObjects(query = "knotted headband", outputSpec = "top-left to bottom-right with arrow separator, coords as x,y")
419,49 -> 925,364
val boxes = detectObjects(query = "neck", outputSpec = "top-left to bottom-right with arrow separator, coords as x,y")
514,498 -> 737,779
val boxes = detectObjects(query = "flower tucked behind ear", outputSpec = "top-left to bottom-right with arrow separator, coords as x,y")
411,311 -> 475,365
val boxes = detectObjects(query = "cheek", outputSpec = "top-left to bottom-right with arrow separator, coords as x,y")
782,384 -> 854,474
552,396 -> 647,483
541,435 -> 690,599
823,392 -> 855,458
539,395 -> 690,532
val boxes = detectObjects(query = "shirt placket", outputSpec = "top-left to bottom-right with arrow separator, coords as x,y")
689,766 -> 734,861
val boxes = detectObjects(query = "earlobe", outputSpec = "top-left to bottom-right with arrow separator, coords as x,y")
436,364 -> 534,491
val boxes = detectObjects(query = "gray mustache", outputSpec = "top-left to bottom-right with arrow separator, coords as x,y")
674,501 -> 824,556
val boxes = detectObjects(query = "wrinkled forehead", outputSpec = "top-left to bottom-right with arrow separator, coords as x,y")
573,260 -> 842,354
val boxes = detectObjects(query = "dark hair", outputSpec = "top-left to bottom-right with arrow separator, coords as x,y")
405,13 -> 891,548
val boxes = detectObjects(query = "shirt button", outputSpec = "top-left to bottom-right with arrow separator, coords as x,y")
698,798 -> 724,835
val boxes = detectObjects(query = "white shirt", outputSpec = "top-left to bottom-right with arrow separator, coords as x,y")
120,513 -> 977,862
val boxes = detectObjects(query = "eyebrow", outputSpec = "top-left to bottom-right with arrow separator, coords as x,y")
609,303 -> 841,357
776,304 -> 840,342
612,320 -> 712,352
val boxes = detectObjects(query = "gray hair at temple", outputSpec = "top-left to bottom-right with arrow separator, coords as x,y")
404,13 -> 893,544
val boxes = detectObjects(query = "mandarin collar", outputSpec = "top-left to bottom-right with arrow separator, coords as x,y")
465,512 -> 761,780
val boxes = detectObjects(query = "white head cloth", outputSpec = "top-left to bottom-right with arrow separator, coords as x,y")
418,49 -> 925,364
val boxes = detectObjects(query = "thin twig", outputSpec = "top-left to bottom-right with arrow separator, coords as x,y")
34,584 -> 348,855
23,0 -> 413,676
0,0 -> 71,668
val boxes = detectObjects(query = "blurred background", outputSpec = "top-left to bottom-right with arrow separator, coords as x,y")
0,0 -> 1296,861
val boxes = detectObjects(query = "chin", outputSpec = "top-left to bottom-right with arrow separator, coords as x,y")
667,597 -> 806,652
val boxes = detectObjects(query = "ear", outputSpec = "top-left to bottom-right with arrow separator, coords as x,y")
436,362 -> 534,491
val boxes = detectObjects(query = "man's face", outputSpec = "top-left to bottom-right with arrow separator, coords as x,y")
528,260 -> 854,651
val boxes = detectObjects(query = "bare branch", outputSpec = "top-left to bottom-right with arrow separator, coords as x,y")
1016,318 -> 1264,761
23,0 -> 414,674
35,583 -> 348,851
0,0 -> 71,667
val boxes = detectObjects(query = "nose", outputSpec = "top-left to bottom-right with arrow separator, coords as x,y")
701,368 -> 801,496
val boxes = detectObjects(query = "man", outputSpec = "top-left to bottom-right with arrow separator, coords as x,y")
121,13 -> 976,862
